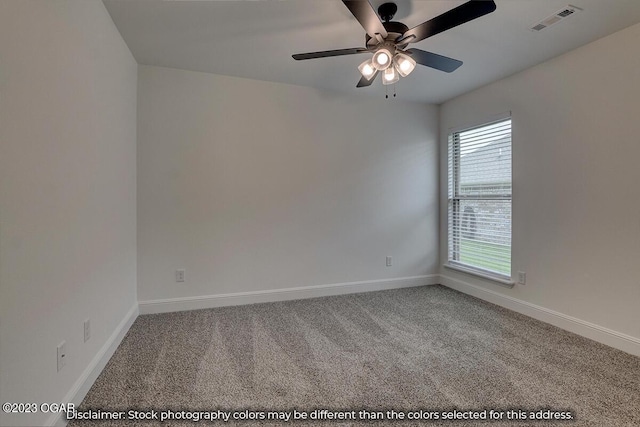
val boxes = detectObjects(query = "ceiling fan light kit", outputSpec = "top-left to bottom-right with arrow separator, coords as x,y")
293,0 -> 497,93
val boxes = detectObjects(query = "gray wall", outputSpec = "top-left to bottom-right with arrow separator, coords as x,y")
0,2 -> 138,425
440,22 -> 640,344
137,65 -> 440,303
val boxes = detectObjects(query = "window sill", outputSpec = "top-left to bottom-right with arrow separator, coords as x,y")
444,263 -> 515,288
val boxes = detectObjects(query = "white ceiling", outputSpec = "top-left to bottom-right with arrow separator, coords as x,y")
103,0 -> 640,104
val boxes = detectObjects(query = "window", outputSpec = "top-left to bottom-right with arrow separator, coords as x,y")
448,118 -> 512,279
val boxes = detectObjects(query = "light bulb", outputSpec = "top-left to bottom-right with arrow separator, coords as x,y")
382,67 -> 399,85
393,52 -> 417,78
384,68 -> 395,81
372,47 -> 393,70
358,59 -> 376,80
363,64 -> 374,75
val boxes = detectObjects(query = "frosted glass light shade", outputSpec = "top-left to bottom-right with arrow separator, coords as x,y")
372,47 -> 393,70
382,67 -> 399,85
358,59 -> 376,80
394,53 -> 416,77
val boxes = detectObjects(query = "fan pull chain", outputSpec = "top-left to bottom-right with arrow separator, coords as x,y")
385,84 -> 397,99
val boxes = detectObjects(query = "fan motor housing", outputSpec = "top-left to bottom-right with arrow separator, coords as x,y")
365,21 -> 409,47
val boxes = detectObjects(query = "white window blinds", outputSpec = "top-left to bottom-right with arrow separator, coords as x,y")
448,118 -> 512,278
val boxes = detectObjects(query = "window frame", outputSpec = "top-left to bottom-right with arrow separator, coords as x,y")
446,115 -> 514,286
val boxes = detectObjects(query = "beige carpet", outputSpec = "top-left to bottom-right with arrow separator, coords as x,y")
70,285 -> 639,426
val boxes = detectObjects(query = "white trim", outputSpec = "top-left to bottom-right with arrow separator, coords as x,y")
444,263 -> 514,287
139,275 -> 440,315
47,303 -> 139,427
440,274 -> 640,357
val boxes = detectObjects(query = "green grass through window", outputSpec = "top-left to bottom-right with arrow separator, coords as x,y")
458,238 -> 510,276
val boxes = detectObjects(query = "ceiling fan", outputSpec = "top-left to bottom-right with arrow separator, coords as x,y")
292,0 -> 497,88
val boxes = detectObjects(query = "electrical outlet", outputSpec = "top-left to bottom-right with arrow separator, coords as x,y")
176,269 -> 185,283
57,341 -> 67,372
518,271 -> 526,285
83,319 -> 91,343
386,256 -> 393,267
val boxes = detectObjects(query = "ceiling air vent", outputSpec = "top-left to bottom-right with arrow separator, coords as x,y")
531,5 -> 583,32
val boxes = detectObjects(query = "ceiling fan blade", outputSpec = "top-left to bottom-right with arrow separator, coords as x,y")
292,47 -> 368,60
406,49 -> 463,73
342,1 -> 388,39
356,71 -> 379,88
402,0 -> 496,44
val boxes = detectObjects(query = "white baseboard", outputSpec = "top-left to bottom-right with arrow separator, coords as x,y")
440,274 -> 640,357
47,303 -> 139,427
139,275 -> 440,315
